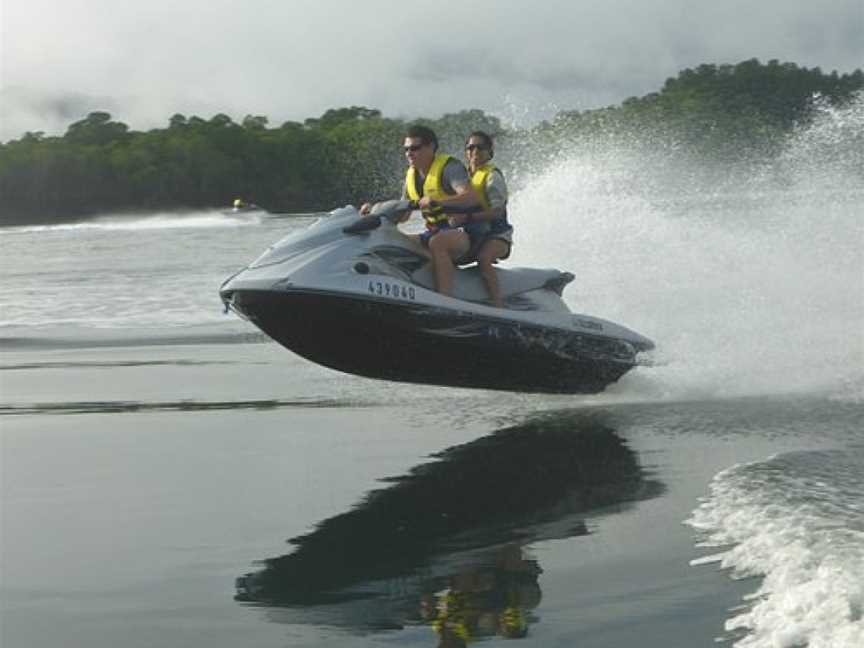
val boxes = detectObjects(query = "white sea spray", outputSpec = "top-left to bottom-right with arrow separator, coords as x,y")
507,94 -> 864,402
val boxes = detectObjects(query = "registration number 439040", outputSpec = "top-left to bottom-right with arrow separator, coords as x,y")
368,280 -> 416,300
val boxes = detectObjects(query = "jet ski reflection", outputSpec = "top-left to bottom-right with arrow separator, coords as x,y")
235,410 -> 664,640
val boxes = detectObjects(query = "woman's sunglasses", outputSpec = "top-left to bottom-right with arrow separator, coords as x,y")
465,144 -> 489,152
403,143 -> 426,152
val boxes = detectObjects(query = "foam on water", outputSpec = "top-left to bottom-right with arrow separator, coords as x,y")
507,94 -> 864,402
0,207 -> 315,333
2,210 -> 260,234
686,449 -> 864,648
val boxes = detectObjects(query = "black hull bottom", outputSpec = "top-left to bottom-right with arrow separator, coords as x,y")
226,290 -> 636,394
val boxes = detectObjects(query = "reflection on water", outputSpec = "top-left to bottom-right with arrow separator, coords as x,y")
236,410 -> 664,643
417,544 -> 542,645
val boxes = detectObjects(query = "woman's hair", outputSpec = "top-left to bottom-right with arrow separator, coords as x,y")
465,130 -> 494,158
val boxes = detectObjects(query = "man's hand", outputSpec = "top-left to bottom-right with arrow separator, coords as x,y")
417,196 -> 435,210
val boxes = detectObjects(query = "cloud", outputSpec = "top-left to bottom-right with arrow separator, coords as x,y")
0,86 -> 120,138
1,0 -> 862,140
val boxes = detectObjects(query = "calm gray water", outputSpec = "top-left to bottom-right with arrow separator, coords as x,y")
2,102 -> 863,647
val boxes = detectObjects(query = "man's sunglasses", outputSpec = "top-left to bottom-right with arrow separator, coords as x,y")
403,143 -> 426,152
465,144 -> 489,152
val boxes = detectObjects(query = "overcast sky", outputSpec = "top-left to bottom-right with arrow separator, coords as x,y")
1,0 -> 862,141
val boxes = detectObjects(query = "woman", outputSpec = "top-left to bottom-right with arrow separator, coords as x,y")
457,130 -> 512,308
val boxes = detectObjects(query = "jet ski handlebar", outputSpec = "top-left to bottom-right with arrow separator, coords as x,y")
372,199 -> 481,217
342,199 -> 482,235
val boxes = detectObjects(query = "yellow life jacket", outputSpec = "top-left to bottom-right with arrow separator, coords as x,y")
471,163 -> 510,233
470,163 -> 498,211
405,154 -> 452,229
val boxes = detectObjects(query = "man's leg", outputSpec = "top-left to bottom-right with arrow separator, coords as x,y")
407,233 -> 432,258
428,229 -> 470,296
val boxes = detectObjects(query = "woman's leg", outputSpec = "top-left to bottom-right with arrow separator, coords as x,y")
428,229 -> 470,296
477,239 -> 510,308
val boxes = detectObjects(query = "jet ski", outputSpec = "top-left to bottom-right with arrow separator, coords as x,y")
219,200 -> 654,393
222,203 -> 265,217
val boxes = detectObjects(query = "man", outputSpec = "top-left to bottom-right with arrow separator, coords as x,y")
361,125 -> 479,297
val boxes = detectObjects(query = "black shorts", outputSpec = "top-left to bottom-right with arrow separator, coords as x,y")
459,228 -> 513,264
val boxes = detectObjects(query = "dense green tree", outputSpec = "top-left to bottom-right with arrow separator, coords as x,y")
548,59 -> 862,161
304,106 -> 382,130
0,60 -> 860,225
64,111 -> 130,146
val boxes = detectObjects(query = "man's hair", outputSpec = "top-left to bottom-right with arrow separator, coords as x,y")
405,125 -> 438,152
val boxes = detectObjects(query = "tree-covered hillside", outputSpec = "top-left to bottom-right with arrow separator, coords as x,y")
1,59 -> 860,225
549,59 -> 862,159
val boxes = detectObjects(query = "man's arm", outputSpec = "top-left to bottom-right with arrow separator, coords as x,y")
417,160 -> 478,210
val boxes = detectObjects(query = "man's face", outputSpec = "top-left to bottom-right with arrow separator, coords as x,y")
403,137 -> 434,168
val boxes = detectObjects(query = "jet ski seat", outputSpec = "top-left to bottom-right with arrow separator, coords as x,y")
364,243 -> 574,308
410,265 -> 574,306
